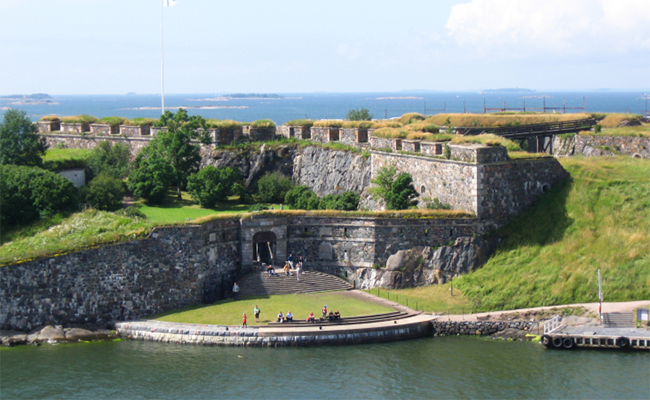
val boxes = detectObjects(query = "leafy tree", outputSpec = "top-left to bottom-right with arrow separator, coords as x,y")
82,174 -> 125,211
369,165 -> 419,210
256,172 -> 294,203
86,140 -> 132,179
0,164 -> 78,225
187,166 -> 242,208
346,108 -> 373,121
285,185 -> 320,210
0,108 -> 47,167
129,110 -> 204,202
127,140 -> 173,204
332,191 -> 360,211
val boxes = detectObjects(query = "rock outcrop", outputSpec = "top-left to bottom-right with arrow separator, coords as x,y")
351,236 -> 498,290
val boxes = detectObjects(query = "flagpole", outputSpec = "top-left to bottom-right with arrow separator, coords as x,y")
161,0 -> 165,115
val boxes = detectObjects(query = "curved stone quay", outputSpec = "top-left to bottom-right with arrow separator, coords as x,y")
115,315 -> 436,347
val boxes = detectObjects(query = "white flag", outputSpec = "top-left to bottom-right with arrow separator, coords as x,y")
164,0 -> 177,7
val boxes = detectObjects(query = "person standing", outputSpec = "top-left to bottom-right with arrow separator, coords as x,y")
287,253 -> 294,269
232,282 -> 240,301
254,305 -> 261,322
322,305 -> 328,319
299,256 -> 304,272
242,313 -> 247,328
296,262 -> 301,281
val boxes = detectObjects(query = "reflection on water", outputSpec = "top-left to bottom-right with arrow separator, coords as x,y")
2,336 -> 648,399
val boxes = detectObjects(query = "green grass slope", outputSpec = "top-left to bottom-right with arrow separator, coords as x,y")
455,156 -> 650,310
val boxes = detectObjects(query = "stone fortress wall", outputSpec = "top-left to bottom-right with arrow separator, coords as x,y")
7,124 -> 571,331
1,215 -> 477,331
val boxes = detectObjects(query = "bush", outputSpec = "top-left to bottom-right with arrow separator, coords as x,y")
0,164 -> 79,225
256,172 -> 293,203
248,203 -> 268,212
187,166 -> 242,208
285,185 -> 320,210
369,165 -> 418,210
82,175 -> 125,211
346,108 -> 373,121
86,141 -> 131,180
117,206 -> 146,219
424,197 -> 451,210
594,124 -> 602,133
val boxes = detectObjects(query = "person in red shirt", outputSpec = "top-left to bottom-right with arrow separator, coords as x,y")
322,305 -> 327,319
307,312 -> 315,323
242,313 -> 247,328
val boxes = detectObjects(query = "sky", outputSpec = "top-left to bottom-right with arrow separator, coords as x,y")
0,0 -> 649,94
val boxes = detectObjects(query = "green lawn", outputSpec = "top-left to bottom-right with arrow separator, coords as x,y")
135,191 -> 285,223
42,148 -> 93,161
365,284 -> 474,314
150,292 -> 394,326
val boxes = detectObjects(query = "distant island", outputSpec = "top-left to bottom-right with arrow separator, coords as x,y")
0,93 -> 52,99
224,93 -> 283,99
126,92 -> 137,95
481,88 -> 535,93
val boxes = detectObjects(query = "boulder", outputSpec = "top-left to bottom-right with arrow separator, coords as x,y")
1,331 -> 28,347
30,325 -> 66,343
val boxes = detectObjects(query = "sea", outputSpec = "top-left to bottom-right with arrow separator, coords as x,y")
1,91 -> 648,124
2,336 -> 649,399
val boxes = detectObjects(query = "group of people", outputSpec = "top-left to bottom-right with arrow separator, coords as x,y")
276,311 -> 294,322
266,253 -> 305,281
242,304 -> 342,327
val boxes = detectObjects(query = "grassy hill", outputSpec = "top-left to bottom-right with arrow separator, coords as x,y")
453,156 -> 650,310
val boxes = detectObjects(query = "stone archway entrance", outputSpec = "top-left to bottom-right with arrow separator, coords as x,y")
253,231 -> 277,265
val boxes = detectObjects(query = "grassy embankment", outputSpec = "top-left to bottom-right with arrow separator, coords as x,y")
150,292 -> 394,326
380,156 -> 650,312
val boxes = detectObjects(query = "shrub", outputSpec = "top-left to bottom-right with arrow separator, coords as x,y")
594,124 -> 602,133
0,164 -> 79,225
82,174 -> 125,211
86,141 -> 131,179
256,171 -> 294,203
232,182 -> 253,204
346,108 -> 373,121
248,203 -> 268,212
117,206 -> 146,219
423,197 -> 451,210
285,185 -> 320,210
369,165 -> 418,210
187,166 -> 241,208
320,191 -> 360,211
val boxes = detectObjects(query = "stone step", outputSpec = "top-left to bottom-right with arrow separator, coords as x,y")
238,270 -> 353,296
603,312 -> 635,328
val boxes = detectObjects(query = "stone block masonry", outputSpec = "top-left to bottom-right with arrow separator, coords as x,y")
0,220 -> 243,331
553,134 -> 650,159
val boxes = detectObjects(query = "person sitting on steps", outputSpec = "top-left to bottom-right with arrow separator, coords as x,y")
277,311 -> 284,323
286,311 -> 293,322
283,263 -> 291,276
334,310 -> 341,320
266,264 -> 276,276
307,312 -> 315,323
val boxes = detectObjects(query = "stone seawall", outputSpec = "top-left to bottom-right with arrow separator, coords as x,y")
553,135 -> 650,158
432,320 -> 536,336
0,220 -> 244,331
116,319 -> 433,347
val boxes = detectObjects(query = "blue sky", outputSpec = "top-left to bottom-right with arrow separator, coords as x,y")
1,0 -> 648,94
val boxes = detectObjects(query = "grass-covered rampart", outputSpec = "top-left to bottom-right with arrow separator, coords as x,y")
454,156 -> 650,309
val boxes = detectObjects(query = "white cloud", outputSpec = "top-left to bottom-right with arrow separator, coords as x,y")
446,0 -> 650,54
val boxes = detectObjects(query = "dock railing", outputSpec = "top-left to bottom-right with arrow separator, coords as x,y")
543,315 -> 562,334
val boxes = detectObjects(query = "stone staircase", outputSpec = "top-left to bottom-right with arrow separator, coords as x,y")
238,270 -> 353,296
603,312 -> 635,328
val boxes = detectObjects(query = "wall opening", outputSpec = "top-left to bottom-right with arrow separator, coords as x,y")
253,231 -> 277,265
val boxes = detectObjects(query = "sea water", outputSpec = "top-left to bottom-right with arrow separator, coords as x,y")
1,336 -> 648,399
1,91 -> 647,125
